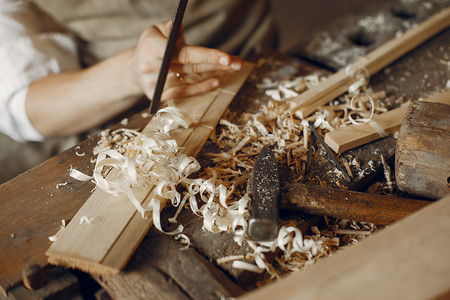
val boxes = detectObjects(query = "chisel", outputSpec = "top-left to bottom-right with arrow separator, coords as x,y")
149,0 -> 188,114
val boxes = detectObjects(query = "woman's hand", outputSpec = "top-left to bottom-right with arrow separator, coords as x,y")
133,20 -> 243,101
25,20 -> 243,138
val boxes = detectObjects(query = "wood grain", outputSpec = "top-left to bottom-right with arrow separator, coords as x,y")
241,194 -> 450,300
46,63 -> 254,276
282,183 -> 430,225
290,7 -> 450,118
95,229 -> 244,300
0,137 -> 98,296
396,90 -> 450,199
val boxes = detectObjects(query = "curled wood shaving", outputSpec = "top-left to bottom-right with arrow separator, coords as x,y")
174,233 -> 190,251
67,62 -> 390,280
56,182 -> 68,189
80,216 -> 94,224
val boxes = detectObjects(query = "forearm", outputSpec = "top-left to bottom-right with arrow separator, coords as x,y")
26,48 -> 142,137
24,20 -> 242,139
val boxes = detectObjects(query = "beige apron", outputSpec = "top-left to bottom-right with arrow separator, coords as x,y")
31,0 -> 276,63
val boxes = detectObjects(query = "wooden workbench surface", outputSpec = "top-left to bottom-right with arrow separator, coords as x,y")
1,2 -> 449,298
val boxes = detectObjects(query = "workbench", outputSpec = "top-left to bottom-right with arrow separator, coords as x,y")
1,1 -> 449,299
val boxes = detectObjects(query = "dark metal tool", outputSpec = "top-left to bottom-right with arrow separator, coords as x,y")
149,0 -> 188,114
305,121 -> 351,181
248,146 -> 280,241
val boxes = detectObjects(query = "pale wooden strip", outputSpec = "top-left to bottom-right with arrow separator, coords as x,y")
100,63 -> 253,271
241,194 -> 450,300
419,89 -> 450,105
289,68 -> 351,116
47,128 -> 193,274
99,186 -> 168,272
168,89 -> 220,124
324,105 -> 408,154
291,7 -> 450,118
221,62 -> 254,95
46,62 -> 254,275
361,8 -> 450,75
47,83 -> 222,269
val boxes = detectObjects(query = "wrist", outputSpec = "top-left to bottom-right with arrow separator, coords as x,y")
121,47 -> 144,98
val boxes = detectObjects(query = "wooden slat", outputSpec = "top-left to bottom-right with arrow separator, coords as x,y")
323,105 -> 408,154
95,229 -> 244,300
46,62 -> 254,275
241,194 -> 450,300
419,89 -> 450,105
290,7 -> 450,118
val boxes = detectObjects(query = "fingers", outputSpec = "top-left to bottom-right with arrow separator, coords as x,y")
139,69 -> 228,101
137,20 -> 242,74
162,78 -> 220,101
175,45 -> 243,70
135,19 -> 244,103
170,69 -> 231,85
170,63 -> 236,74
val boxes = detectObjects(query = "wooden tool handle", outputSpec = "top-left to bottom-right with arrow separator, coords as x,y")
396,90 -> 450,199
282,183 -> 430,225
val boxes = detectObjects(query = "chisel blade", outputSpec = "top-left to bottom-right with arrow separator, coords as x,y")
149,0 -> 188,114
248,146 -> 280,241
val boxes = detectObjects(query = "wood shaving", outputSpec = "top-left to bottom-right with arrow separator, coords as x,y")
174,234 -> 190,251
56,182 -> 68,189
75,151 -> 86,157
49,219 -> 66,242
80,216 -> 94,224
68,61 -> 396,282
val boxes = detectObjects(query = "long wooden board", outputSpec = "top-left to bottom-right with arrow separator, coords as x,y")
0,137 -> 99,296
290,7 -> 450,118
241,194 -> 450,300
94,229 -> 245,299
46,63 -> 254,275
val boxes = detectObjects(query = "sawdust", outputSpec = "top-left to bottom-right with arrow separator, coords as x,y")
84,56 -> 403,285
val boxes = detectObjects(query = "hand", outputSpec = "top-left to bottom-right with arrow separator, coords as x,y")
133,20 -> 243,101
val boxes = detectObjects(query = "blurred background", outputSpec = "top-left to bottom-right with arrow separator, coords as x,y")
273,0 -> 386,51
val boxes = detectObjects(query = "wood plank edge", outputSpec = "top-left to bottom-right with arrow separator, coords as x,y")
46,252 -> 120,276
45,62 -> 254,275
419,89 -> 450,105
324,105 -> 408,153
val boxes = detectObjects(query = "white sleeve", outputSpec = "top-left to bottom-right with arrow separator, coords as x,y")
0,1 -> 81,142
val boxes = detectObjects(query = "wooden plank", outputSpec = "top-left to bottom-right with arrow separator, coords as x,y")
241,194 -> 450,300
282,183 -> 430,225
6,266 -> 82,300
290,7 -> 450,118
46,62 -> 254,276
396,90 -> 450,199
0,137 -> 99,296
323,105 -> 408,154
94,229 -> 244,300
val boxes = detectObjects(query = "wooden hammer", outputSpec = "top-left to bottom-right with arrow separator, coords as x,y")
281,183 -> 430,225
